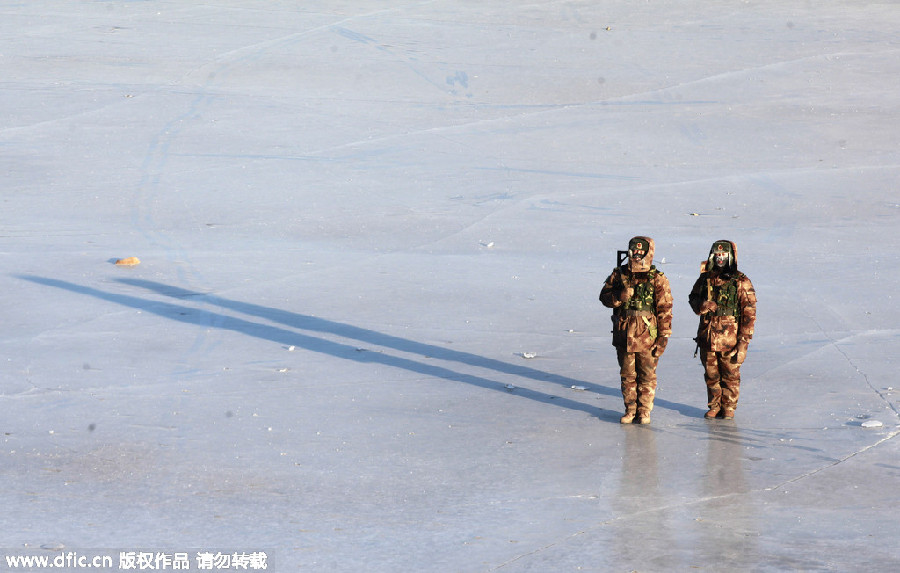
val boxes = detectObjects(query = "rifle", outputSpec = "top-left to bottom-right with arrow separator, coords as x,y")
615,250 -> 632,294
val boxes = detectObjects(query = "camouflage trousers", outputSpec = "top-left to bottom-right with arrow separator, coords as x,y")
700,349 -> 741,411
616,347 -> 658,415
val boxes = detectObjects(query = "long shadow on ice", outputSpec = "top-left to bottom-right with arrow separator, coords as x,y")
21,276 -> 701,418
118,278 -> 608,388
118,279 -> 704,418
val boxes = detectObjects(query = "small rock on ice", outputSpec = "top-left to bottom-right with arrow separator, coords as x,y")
861,420 -> 883,428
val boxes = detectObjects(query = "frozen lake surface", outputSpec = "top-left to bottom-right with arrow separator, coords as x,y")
2,1 -> 899,571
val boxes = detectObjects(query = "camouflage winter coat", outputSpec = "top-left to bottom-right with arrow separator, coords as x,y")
688,240 -> 757,352
599,236 -> 674,352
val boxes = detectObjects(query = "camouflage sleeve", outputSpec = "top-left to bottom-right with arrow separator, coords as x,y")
737,274 -> 757,340
599,268 -> 623,309
653,272 -> 674,337
688,274 -> 707,315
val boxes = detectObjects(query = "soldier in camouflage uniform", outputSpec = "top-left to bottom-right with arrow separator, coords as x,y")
688,240 -> 757,420
599,236 -> 674,424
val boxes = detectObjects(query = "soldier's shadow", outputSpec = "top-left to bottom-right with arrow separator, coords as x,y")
20,275 -> 703,420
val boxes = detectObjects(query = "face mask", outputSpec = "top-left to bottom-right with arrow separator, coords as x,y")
714,252 -> 729,267
629,240 -> 647,261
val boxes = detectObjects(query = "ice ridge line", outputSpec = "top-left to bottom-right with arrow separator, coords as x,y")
764,428 -> 900,492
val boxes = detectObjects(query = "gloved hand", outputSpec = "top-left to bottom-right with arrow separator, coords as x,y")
651,336 -> 668,357
618,286 -> 635,303
730,339 -> 749,364
699,300 -> 718,314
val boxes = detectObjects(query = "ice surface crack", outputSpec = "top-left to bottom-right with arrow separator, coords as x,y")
765,429 -> 900,492
831,336 -> 899,418
488,491 -> 749,570
807,314 -> 900,419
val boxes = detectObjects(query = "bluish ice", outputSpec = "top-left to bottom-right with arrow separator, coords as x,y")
1,1 -> 898,571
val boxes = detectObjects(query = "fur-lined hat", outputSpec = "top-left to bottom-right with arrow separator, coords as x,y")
627,236 -> 654,273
